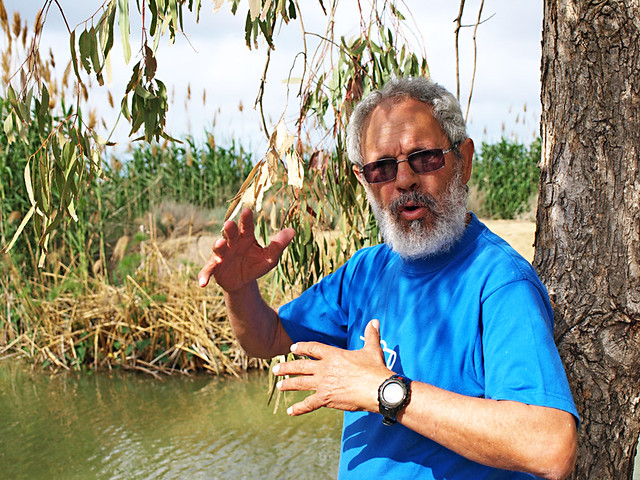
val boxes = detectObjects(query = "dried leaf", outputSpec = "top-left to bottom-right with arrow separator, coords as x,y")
286,150 -> 304,189
224,158 -> 264,222
248,0 -> 260,21
118,0 -> 131,63
260,0 -> 272,21
1,205 -> 35,253
24,161 -> 35,206
274,120 -> 294,153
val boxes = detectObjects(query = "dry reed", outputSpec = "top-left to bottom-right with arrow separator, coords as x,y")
0,233 -> 279,377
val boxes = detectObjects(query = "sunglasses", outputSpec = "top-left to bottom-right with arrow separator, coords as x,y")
358,146 -> 457,184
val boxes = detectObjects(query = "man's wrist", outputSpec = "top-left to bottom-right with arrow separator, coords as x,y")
378,373 -> 412,426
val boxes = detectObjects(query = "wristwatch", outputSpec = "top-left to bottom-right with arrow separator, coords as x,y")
378,373 -> 412,426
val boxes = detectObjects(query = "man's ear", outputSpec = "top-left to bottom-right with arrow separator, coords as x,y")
353,164 -> 367,187
457,138 -> 474,185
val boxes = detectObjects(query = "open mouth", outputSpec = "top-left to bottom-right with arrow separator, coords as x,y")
402,204 -> 422,212
390,193 -> 438,222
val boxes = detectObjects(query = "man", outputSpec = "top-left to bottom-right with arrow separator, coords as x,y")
198,77 -> 579,479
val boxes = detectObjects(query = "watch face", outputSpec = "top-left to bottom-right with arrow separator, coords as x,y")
381,381 -> 405,406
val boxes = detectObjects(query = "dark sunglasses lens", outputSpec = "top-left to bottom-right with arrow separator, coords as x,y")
409,149 -> 445,173
362,159 -> 397,183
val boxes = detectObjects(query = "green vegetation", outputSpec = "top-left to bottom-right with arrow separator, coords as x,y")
470,138 -> 541,219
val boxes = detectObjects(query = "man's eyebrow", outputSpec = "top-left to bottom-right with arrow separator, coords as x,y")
375,146 -> 431,160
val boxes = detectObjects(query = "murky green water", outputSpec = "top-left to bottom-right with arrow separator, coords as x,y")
2,360 -> 638,479
0,361 -> 342,479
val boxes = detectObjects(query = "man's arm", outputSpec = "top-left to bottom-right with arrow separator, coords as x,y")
273,320 -> 577,480
198,208 -> 294,358
398,382 -> 577,480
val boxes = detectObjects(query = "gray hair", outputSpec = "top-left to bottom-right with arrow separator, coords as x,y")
346,77 -> 468,166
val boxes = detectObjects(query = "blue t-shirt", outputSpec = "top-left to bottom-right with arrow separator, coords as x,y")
278,214 -> 579,479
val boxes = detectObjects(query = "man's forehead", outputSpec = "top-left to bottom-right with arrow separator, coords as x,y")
361,97 -> 445,155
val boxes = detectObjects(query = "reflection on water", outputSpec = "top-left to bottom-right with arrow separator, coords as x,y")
0,361 -> 342,480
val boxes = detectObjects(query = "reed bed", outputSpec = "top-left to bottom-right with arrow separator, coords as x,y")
0,234 -> 277,377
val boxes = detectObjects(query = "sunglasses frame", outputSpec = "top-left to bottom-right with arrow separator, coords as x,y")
358,145 -> 457,184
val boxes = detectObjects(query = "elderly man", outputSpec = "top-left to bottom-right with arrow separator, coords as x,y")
198,77 -> 578,479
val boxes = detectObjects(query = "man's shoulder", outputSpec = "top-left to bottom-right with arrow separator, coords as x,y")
467,217 -> 543,286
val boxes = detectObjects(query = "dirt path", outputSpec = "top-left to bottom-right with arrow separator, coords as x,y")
178,219 -> 536,268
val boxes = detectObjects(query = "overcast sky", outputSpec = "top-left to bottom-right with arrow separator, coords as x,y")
2,0 -> 543,156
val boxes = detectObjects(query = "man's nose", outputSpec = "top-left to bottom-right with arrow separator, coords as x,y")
394,158 -> 419,190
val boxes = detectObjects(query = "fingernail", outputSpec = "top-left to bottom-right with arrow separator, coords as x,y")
272,364 -> 280,374
198,277 -> 207,287
287,406 -> 293,415
290,343 -> 298,353
276,380 -> 283,389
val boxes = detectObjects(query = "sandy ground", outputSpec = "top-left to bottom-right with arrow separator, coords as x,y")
173,219 -> 536,270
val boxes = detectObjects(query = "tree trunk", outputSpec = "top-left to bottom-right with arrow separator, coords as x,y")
537,1 -> 640,478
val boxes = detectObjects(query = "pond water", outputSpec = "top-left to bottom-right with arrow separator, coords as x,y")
1,360 -> 638,479
0,361 -> 342,479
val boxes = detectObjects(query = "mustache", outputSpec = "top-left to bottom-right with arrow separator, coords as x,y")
389,191 -> 438,216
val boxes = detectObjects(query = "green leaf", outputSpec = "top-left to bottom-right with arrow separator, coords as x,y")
79,29 -> 92,74
39,84 -> 50,118
103,1 -> 117,58
149,0 -> 158,36
90,26 -> 103,76
169,0 -> 179,40
70,30 -> 81,79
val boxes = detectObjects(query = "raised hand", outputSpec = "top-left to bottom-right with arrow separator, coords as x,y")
272,319 -> 392,416
198,208 -> 295,292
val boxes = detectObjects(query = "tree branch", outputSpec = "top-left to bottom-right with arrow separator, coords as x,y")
454,0 -> 465,101
465,0 -> 485,123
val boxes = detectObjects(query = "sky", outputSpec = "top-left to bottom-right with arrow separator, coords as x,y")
1,0 -> 543,157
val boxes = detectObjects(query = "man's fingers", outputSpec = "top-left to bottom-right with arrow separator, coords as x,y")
287,394 -> 322,416
265,228 -> 296,263
276,372 -> 316,392
221,219 -> 240,244
197,254 -> 221,288
273,357 -> 317,377
238,208 -> 255,236
289,340 -> 331,360
211,237 -> 230,256
363,319 -> 381,348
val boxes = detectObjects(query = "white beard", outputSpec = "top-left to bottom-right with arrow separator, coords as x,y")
366,172 -> 469,259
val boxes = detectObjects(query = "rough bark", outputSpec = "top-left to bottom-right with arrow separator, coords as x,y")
537,1 -> 640,478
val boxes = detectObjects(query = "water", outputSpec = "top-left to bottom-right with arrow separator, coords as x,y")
1,361 -> 639,479
0,361 -> 342,479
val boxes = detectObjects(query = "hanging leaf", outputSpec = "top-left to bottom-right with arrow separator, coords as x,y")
0,205 -> 36,254
285,151 -> 304,189
248,0 -> 260,21
118,0 -> 131,63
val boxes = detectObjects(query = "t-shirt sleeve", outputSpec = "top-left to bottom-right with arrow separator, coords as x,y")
277,262 -> 351,349
481,279 -> 580,424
